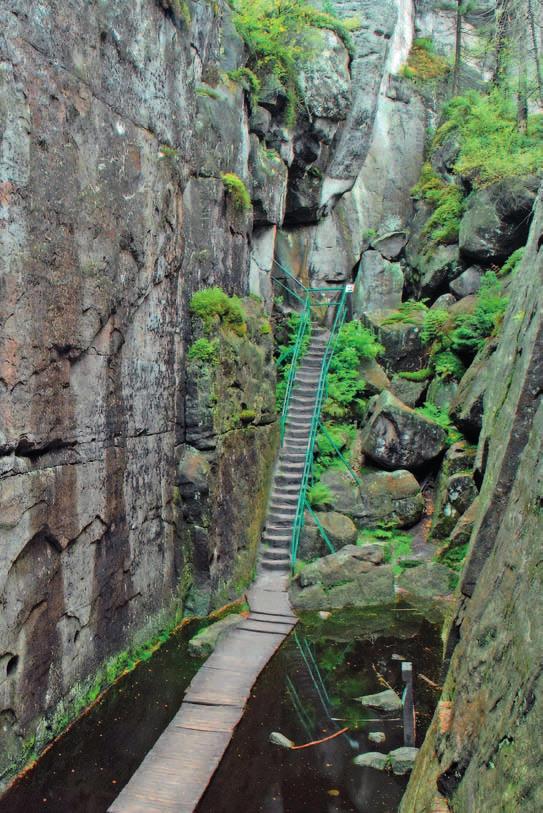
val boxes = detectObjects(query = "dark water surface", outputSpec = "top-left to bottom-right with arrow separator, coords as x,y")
0,621 -> 203,813
1,606 -> 442,813
198,606 -> 442,813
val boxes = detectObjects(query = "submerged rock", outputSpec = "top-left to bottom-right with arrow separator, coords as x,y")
269,731 -> 295,749
356,689 -> 403,712
353,751 -> 388,770
368,731 -> 386,745
388,746 -> 419,775
361,390 -> 447,470
188,613 -> 242,658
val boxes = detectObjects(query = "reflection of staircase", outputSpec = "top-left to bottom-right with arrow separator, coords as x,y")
259,327 -> 329,573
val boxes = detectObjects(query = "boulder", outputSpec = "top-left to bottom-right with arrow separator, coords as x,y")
459,175 -> 539,263
396,562 -> 453,599
353,752 -> 388,770
354,251 -> 404,313
371,230 -> 408,260
188,613 -> 242,658
362,310 -> 428,373
320,469 -> 425,529
451,339 -> 498,437
426,378 -> 458,411
432,293 -> 457,310
249,106 -> 272,139
389,746 -> 419,775
449,266 -> 483,298
360,357 -> 391,395
353,470 -> 425,528
440,499 -> 479,554
418,244 -> 461,298
360,390 -> 447,470
356,689 -> 403,712
290,546 -> 394,611
390,374 -> 428,407
430,472 -> 478,541
298,544 -> 384,589
299,510 -> 357,559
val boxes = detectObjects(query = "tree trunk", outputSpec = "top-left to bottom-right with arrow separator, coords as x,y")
493,0 -> 512,85
452,0 -> 463,95
527,0 -> 543,105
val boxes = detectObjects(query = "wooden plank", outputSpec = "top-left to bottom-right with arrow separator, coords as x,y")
109,574 -> 298,813
173,702 -> 244,733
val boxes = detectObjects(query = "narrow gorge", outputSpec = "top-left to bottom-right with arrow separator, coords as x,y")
0,1 -> 541,811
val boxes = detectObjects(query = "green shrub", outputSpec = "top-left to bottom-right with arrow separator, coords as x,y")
416,402 -> 463,445
438,542 -> 469,571
500,247 -> 525,277
314,422 -> 356,475
232,0 -> 356,125
190,287 -> 247,335
422,308 -> 450,344
188,337 -> 219,364
434,89 -> 543,187
450,272 -> 508,353
259,319 -> 272,335
227,67 -> 261,104
433,350 -> 465,379
221,172 -> 252,211
323,320 -> 383,419
307,481 -> 333,508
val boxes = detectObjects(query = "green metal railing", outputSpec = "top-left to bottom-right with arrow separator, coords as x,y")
290,285 -> 350,566
280,296 -> 311,444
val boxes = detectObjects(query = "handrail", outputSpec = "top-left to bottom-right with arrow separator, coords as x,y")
272,258 -> 309,293
280,297 -> 311,444
318,421 -> 362,486
290,286 -> 349,566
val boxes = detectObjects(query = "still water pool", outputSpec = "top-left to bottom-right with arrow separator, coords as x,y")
0,605 -> 442,813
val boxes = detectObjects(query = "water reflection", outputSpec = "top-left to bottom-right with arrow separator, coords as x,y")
198,606 -> 442,813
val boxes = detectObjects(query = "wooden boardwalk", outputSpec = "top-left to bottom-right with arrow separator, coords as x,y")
109,574 -> 296,813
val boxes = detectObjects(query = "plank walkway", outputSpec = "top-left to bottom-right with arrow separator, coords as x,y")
108,573 -> 296,813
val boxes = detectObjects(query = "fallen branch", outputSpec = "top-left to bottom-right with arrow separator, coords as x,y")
290,727 -> 349,750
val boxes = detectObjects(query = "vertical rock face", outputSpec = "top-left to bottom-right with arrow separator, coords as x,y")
401,189 -> 543,813
0,0 -> 273,777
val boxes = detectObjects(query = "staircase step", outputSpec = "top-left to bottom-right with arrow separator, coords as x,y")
262,547 -> 290,560
260,558 -> 290,571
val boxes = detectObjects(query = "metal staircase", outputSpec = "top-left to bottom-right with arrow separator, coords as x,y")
259,265 -> 352,574
259,327 -> 329,572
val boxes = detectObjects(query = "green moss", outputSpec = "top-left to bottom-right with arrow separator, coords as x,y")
190,286 -> 247,336
415,402 -> 463,445
196,83 -> 222,99
397,367 -> 432,382
159,144 -> 179,159
188,337 -> 219,364
380,300 -> 428,326
401,38 -> 450,82
412,164 -> 464,248
240,408 -> 256,423
227,67 -> 261,104
220,172 -> 252,211
259,319 -> 272,335
500,247 -> 525,277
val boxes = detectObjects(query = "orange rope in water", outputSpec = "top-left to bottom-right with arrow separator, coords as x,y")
290,727 -> 349,750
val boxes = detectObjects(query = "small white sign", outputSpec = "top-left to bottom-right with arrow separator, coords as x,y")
345,284 -> 355,293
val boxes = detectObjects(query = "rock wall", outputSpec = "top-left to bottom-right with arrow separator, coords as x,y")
401,190 -> 543,812
0,0 -> 273,779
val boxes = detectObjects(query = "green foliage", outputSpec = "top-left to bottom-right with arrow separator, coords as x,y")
438,543 -> 469,571
323,321 -> 383,419
188,337 -> 219,364
450,272 -> 508,353
307,481 -> 333,508
239,408 -> 256,423
412,163 -> 464,247
397,367 -> 432,382
314,422 -> 356,475
416,402 -> 463,445
380,300 -> 428,326
232,0 -> 355,125
259,319 -> 272,335
221,172 -> 252,211
500,247 -> 525,277
401,37 -> 450,81
159,144 -> 179,159
227,67 -> 261,104
190,286 -> 247,336
433,350 -> 465,379
422,308 -> 450,344
358,526 -> 414,573
434,89 -> 543,187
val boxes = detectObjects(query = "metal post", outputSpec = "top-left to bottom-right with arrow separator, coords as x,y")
402,662 -> 416,747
